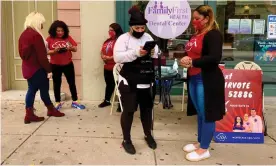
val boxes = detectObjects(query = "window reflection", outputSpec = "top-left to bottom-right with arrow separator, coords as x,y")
217,1 -> 276,63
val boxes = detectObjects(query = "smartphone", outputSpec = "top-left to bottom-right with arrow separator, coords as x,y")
143,41 -> 157,52
58,47 -> 67,53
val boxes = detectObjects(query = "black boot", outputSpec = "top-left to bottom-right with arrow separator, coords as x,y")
98,100 -> 111,108
145,135 -> 157,150
122,140 -> 136,155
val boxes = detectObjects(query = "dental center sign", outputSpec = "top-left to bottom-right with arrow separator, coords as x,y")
145,0 -> 191,39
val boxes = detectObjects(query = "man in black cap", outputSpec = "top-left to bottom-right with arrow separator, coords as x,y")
114,6 -> 159,155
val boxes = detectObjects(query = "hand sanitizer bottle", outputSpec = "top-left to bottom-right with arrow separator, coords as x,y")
173,58 -> 178,73
183,67 -> 188,79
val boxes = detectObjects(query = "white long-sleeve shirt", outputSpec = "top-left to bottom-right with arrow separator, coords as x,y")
248,115 -> 263,133
114,32 -> 159,89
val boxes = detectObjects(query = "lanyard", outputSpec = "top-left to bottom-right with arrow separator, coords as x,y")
105,41 -> 113,54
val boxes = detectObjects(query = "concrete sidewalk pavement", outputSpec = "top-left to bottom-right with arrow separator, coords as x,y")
1,95 -> 276,165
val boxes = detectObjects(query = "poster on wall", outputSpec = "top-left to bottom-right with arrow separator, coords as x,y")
145,0 -> 192,39
239,19 -> 252,34
254,40 -> 276,62
214,69 -> 264,144
253,19 -> 265,35
228,19 -> 240,34
268,15 -> 276,39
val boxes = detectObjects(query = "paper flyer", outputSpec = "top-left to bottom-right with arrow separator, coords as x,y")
239,19 -> 252,34
228,19 -> 240,34
253,19 -> 265,35
268,15 -> 276,39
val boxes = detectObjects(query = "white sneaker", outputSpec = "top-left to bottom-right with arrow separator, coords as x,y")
182,144 -> 198,153
186,150 -> 211,162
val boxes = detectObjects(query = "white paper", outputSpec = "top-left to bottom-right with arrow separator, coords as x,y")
239,19 -> 252,34
228,19 -> 240,34
253,19 -> 265,34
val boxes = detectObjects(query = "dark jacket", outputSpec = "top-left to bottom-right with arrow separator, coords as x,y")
120,55 -> 155,91
18,28 -> 51,79
187,29 -> 225,122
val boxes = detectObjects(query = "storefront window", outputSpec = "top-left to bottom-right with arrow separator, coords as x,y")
217,1 -> 276,64
133,0 -> 276,96
135,0 -> 276,64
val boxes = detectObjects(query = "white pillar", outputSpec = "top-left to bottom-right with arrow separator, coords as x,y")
0,1 -> 2,91
80,1 -> 115,101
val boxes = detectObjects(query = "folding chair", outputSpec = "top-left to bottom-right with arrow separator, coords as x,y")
234,61 -> 262,71
110,64 -> 124,115
182,82 -> 187,112
234,61 -> 267,136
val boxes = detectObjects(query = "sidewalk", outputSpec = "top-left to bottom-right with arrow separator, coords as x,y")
1,92 -> 276,165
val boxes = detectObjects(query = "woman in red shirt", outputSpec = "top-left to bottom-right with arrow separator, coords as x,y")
19,12 -> 65,124
47,20 -> 85,111
180,5 -> 225,161
98,23 -> 123,111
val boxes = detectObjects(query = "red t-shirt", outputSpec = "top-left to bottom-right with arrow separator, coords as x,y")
101,39 -> 116,71
46,35 -> 77,65
185,34 -> 205,76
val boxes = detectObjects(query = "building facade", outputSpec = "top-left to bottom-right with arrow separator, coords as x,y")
1,1 -> 276,100
1,1 -> 116,101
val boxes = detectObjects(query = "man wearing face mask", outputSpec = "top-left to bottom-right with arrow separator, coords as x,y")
113,6 -> 159,155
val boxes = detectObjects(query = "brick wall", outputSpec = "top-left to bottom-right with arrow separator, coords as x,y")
57,1 -> 82,99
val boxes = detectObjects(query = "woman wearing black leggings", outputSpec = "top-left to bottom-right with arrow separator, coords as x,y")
46,20 -> 85,110
98,23 -> 123,112
114,6 -> 159,155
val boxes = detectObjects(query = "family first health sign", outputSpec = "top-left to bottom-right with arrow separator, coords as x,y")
145,0 -> 192,39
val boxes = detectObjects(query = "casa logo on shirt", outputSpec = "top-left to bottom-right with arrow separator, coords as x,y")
105,41 -> 114,49
52,41 -> 69,48
185,38 -> 197,52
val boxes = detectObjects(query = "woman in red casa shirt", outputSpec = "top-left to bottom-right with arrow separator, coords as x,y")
180,5 -> 225,161
47,20 -> 85,111
98,23 -> 123,111
19,12 -> 65,124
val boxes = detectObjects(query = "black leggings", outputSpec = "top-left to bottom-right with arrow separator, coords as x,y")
104,69 -> 115,101
119,83 -> 154,141
51,62 -> 78,102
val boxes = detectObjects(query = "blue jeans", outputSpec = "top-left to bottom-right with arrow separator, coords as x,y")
26,69 -> 52,108
189,73 -> 215,149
